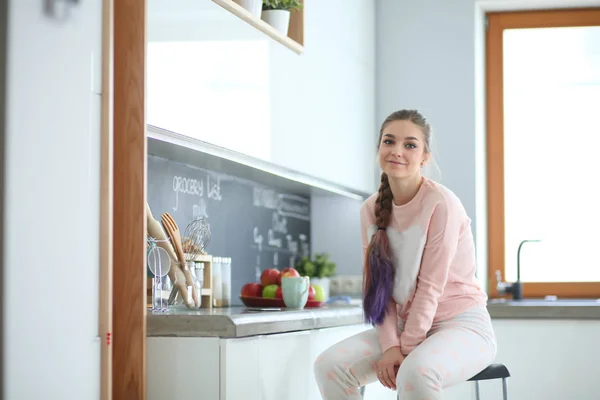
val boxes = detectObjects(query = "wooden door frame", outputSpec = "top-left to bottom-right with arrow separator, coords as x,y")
0,0 -> 7,395
485,7 -> 600,299
111,0 -> 147,399
100,0 -> 114,399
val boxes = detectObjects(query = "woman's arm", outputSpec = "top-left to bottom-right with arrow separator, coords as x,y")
399,201 -> 461,355
360,203 -> 400,352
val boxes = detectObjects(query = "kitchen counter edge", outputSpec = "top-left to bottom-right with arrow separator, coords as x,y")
487,300 -> 600,319
147,301 -> 600,339
146,304 -> 366,338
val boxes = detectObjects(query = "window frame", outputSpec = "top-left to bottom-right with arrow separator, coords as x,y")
486,7 -> 600,299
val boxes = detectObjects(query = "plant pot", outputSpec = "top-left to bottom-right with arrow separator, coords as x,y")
261,9 -> 291,35
310,277 -> 331,301
233,0 -> 262,18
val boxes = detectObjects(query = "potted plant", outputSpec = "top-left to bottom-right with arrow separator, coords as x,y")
233,0 -> 263,18
295,252 -> 336,300
261,0 -> 303,35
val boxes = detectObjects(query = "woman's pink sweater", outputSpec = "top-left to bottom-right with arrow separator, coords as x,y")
360,177 -> 488,355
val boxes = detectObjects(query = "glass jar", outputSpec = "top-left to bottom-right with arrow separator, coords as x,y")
193,262 -> 205,308
186,261 -> 203,308
212,257 -> 223,307
221,257 -> 232,307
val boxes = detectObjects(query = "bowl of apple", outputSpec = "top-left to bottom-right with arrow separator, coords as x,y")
240,267 -> 326,308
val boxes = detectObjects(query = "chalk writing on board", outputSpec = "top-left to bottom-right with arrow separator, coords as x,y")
148,154 -> 310,297
299,234 -> 309,257
207,175 -> 222,202
278,194 -> 310,221
253,188 -> 310,221
193,198 -> 209,219
267,229 -> 282,248
172,173 -> 222,212
286,234 -> 298,253
286,234 -> 299,268
272,212 -> 287,234
253,187 -> 278,209
253,227 -> 264,252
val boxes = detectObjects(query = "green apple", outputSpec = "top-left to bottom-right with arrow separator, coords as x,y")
262,284 -> 279,298
312,284 -> 325,301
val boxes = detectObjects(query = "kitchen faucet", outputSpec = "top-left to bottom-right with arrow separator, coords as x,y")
495,239 -> 541,300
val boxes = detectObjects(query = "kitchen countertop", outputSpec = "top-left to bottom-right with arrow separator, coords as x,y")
146,304 -> 366,338
487,299 -> 600,319
147,299 -> 600,339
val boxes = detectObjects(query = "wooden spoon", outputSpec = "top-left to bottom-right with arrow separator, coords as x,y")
161,212 -> 200,308
145,203 -> 194,309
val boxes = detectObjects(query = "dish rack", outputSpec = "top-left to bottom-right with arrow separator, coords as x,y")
147,253 -> 215,309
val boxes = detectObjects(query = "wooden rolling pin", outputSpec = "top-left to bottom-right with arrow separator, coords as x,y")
146,202 -> 195,309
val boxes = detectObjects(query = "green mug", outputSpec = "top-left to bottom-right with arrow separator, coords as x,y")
281,276 -> 310,309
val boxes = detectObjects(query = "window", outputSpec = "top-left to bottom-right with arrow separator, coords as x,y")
486,8 -> 600,298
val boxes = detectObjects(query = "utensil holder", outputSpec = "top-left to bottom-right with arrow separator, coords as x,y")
146,236 -> 172,312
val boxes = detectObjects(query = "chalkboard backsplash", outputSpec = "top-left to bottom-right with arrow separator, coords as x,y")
147,154 -> 311,306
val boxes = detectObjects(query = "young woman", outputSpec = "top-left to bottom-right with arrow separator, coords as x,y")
314,110 -> 497,399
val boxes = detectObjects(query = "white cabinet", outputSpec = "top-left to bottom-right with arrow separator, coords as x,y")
147,323 -> 482,400
147,324 -> 373,400
257,331 -> 313,400
147,337 -> 221,400
221,336 -> 261,400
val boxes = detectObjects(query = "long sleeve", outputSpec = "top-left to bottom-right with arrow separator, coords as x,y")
360,202 -> 400,353
399,201 -> 461,355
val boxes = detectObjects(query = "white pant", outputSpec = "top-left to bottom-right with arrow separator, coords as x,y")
314,305 -> 497,399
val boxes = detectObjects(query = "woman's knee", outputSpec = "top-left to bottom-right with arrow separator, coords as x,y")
396,356 -> 442,394
313,346 -> 360,387
313,348 -> 338,383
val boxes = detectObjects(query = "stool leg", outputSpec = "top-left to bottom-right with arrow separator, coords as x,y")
474,381 -> 481,400
502,377 -> 509,400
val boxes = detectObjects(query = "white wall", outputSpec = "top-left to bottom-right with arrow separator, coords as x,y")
2,1 -> 102,399
147,0 -> 377,195
376,0 -> 600,288
310,194 -> 363,276
376,0 -> 481,279
483,319 -> 600,399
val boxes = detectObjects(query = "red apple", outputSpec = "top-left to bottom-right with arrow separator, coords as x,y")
308,285 -> 316,301
241,282 -> 263,298
275,286 -> 283,299
260,268 -> 280,287
278,267 -> 300,285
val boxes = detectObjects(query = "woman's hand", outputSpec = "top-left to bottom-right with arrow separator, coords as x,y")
376,346 -> 404,390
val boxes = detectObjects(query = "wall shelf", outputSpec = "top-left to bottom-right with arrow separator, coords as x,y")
146,124 -> 369,201
211,0 -> 304,54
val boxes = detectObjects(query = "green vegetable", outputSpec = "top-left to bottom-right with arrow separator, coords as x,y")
262,0 -> 303,11
295,253 -> 336,278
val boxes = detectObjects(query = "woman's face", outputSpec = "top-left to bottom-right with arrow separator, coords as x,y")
378,120 -> 429,180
